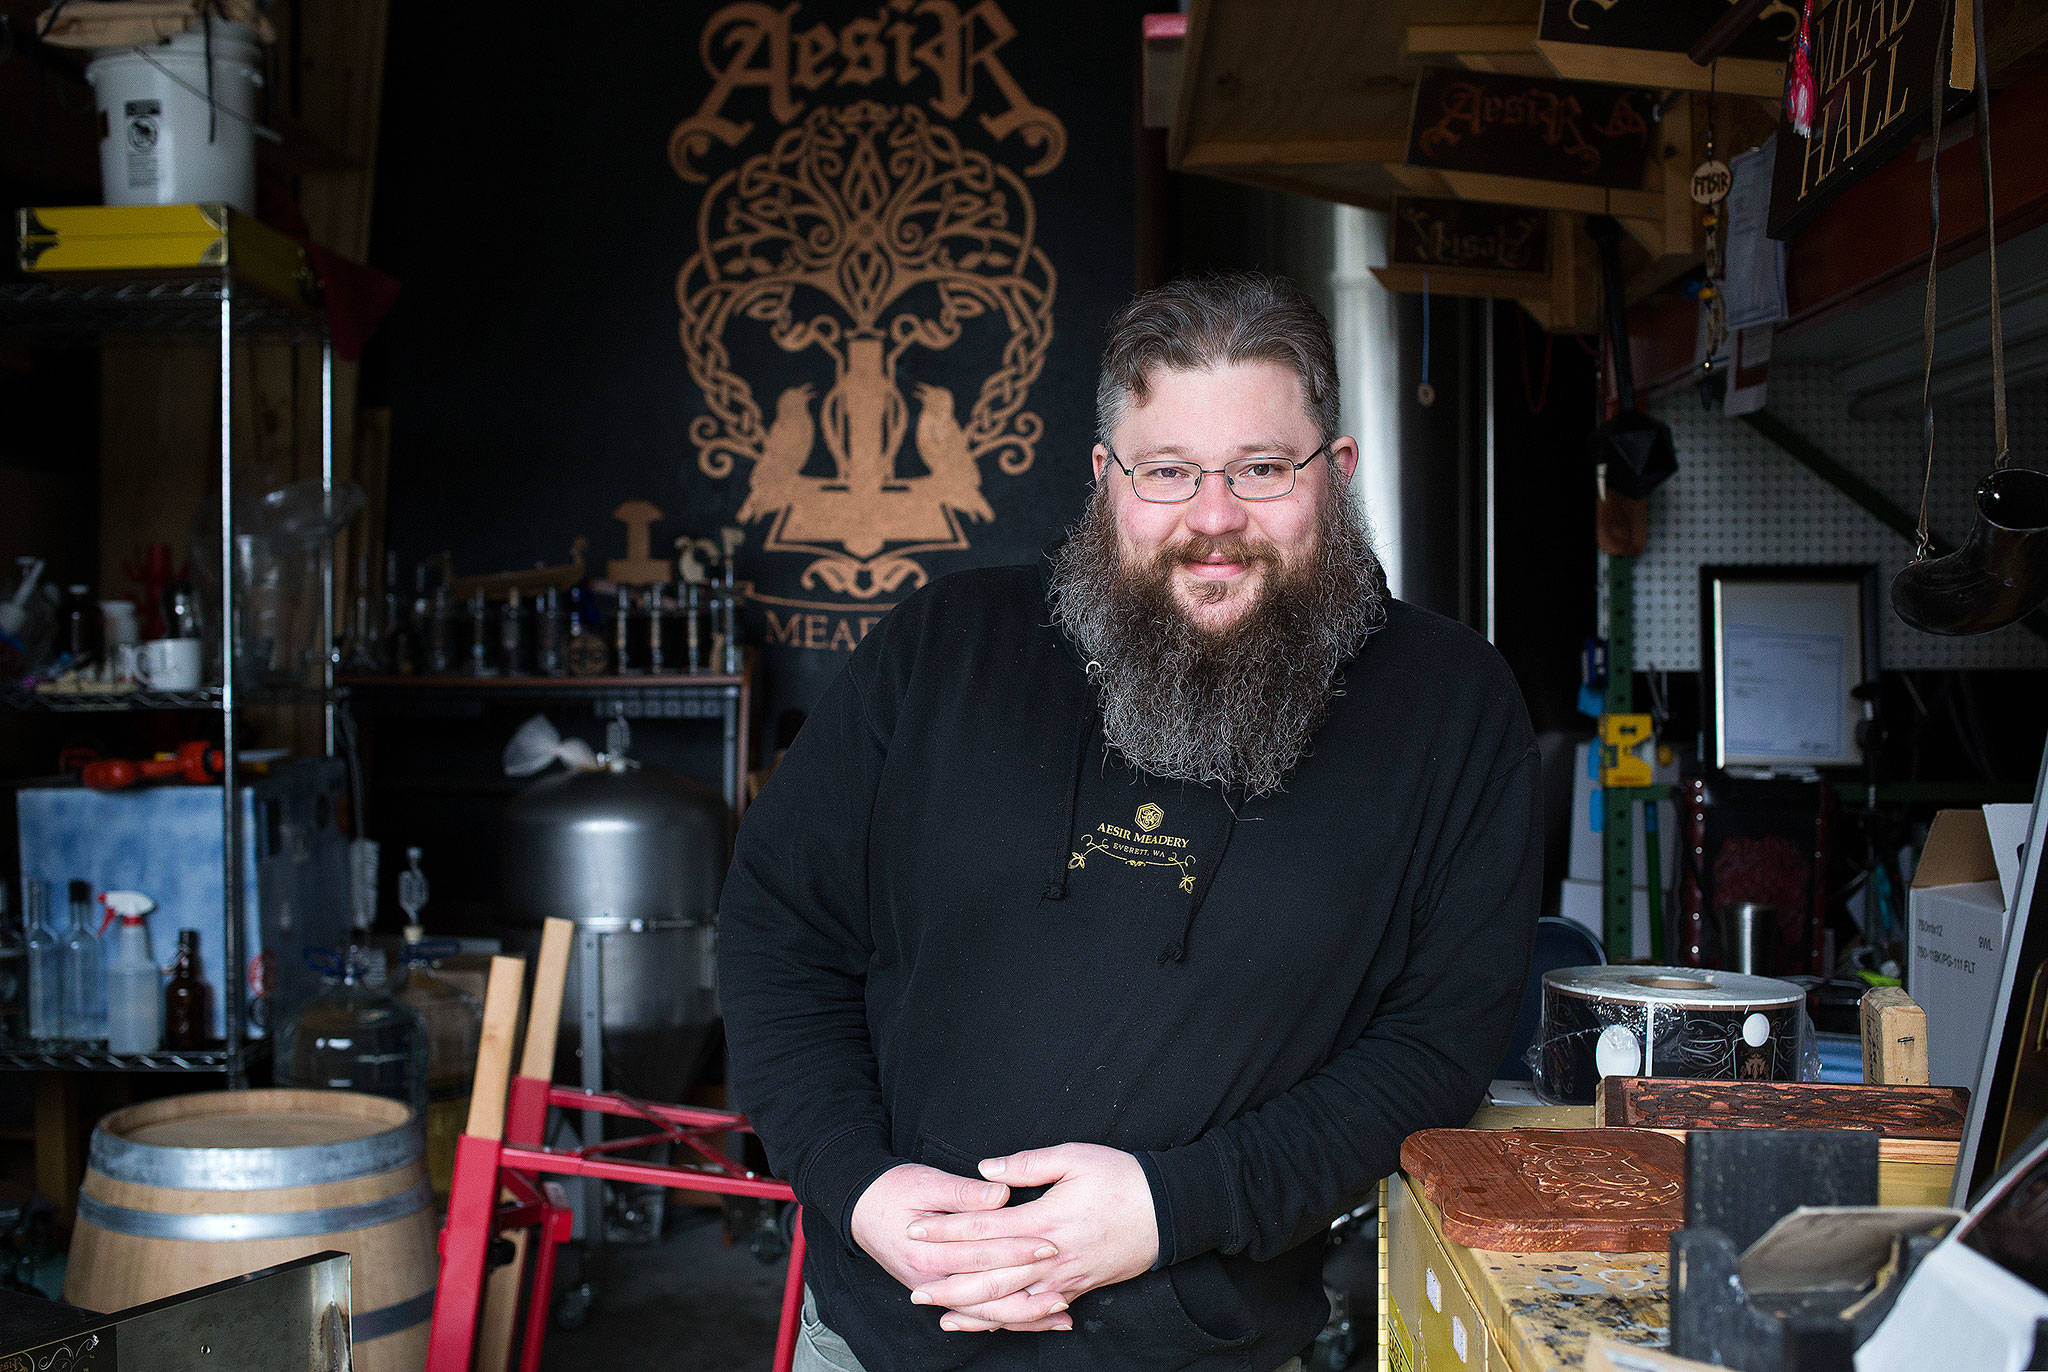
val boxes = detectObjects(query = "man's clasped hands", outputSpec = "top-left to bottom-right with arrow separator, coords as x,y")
847,1142 -> 1160,1333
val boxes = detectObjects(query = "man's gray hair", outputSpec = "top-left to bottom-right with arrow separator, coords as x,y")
1095,272 -> 1341,448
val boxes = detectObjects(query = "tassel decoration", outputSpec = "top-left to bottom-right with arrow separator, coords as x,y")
1787,0 -> 1817,137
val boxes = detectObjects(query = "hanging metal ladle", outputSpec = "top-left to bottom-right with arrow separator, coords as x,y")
1892,0 -> 2048,636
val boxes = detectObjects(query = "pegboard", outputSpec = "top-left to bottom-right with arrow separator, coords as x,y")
1630,363 -> 2048,671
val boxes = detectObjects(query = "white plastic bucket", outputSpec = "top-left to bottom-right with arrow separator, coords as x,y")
86,22 -> 264,213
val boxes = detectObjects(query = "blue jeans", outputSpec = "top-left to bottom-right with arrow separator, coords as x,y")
794,1288 -> 1305,1372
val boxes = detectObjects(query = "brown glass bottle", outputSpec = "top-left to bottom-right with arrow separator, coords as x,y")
163,929 -> 213,1050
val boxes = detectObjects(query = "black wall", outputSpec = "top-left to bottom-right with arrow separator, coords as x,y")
368,1 -> 1150,729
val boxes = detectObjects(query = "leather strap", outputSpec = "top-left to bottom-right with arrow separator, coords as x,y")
1972,0 -> 2009,468
1914,0 -> 1952,559
1915,0 -> 2010,558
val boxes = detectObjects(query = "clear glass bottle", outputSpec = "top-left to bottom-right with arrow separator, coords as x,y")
426,582 -> 454,675
614,586 -> 635,674
646,584 -> 668,674
500,586 -> 527,677
535,585 -> 565,676
277,946 -> 428,1117
59,880 -> 106,1043
0,882 -> 25,1044
24,881 -> 60,1044
164,928 -> 213,1050
467,587 -> 494,678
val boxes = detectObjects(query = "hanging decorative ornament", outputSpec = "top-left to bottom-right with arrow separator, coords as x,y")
1787,0 -> 1817,137
1417,271 -> 1437,407
1695,76 -> 1730,369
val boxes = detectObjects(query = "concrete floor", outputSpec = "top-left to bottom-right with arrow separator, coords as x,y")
532,1202 -> 1377,1372
537,1206 -> 793,1372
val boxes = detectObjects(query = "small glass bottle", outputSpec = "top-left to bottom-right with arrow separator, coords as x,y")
614,586 -> 636,675
379,551 -> 405,672
499,586 -> 527,677
535,586 -> 565,676
59,585 -> 101,671
646,584 -> 667,674
425,583 -> 454,675
163,929 -> 214,1050
0,883 -> 25,1044
467,588 -> 494,678
60,880 -> 106,1043
717,566 -> 743,675
401,563 -> 432,675
682,582 -> 706,672
24,881 -> 60,1044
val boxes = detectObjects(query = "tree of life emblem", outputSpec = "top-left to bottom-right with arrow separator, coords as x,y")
675,101 -> 1057,599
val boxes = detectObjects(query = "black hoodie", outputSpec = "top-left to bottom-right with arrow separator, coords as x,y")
719,564 -> 1540,1371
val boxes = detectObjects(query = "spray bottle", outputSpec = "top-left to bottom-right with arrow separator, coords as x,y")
103,891 -> 163,1055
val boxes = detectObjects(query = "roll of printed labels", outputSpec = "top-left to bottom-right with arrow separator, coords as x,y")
1535,965 -> 1805,1105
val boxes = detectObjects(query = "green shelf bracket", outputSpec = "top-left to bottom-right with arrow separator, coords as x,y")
1601,554 -> 1636,962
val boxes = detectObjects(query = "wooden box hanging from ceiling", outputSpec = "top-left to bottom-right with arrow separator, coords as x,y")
1166,1 -> 1710,327
1535,0 -> 1793,98
1371,197 -> 1598,332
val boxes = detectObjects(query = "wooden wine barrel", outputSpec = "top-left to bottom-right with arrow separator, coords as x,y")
64,1089 -> 435,1372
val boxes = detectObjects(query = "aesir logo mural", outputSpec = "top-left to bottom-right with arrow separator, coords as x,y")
669,0 -> 1066,654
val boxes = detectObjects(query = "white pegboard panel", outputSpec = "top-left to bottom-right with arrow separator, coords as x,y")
1632,362 -> 2048,672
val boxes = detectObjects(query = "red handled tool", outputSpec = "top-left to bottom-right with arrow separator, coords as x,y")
80,740 -> 224,791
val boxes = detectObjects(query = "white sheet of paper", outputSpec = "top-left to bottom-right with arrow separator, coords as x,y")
1724,139 -> 1788,330
1723,620 -> 1849,763
1856,1241 -> 2048,1372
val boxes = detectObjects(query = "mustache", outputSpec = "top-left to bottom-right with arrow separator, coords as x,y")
1151,536 -> 1281,572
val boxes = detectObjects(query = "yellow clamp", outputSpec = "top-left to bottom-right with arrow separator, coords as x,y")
1598,713 -> 1655,788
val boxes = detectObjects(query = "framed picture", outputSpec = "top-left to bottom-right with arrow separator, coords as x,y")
1700,565 -> 1878,774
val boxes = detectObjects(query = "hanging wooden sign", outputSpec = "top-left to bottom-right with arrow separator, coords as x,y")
1389,197 -> 1550,276
1766,0 -> 1967,240
1539,0 -> 1797,63
1536,0 -> 1792,98
1406,68 -> 1658,190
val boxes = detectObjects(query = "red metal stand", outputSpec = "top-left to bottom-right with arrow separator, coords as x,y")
426,938 -> 803,1372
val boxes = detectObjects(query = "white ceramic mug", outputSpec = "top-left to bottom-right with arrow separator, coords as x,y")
137,637 -> 204,691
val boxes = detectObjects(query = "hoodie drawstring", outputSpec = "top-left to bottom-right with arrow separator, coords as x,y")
1042,712 -> 1093,901
1159,803 -> 1237,965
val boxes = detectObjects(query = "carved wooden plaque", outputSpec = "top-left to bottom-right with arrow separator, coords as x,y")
1400,1128 -> 1684,1253
1389,198 -> 1549,276
1404,68 -> 1656,190
1596,1078 -> 1969,1163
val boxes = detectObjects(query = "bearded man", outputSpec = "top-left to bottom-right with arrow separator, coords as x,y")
719,272 -> 1541,1372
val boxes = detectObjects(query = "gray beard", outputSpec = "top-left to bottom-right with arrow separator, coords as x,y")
1046,479 -> 1388,798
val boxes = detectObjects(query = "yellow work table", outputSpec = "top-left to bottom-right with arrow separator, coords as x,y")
1378,1104 -> 1955,1372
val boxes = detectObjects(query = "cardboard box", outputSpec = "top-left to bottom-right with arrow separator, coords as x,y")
1909,806 -> 2033,1089
1386,1173 -> 1499,1371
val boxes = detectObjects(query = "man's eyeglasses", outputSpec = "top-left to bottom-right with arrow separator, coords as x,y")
1102,443 -> 1328,504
